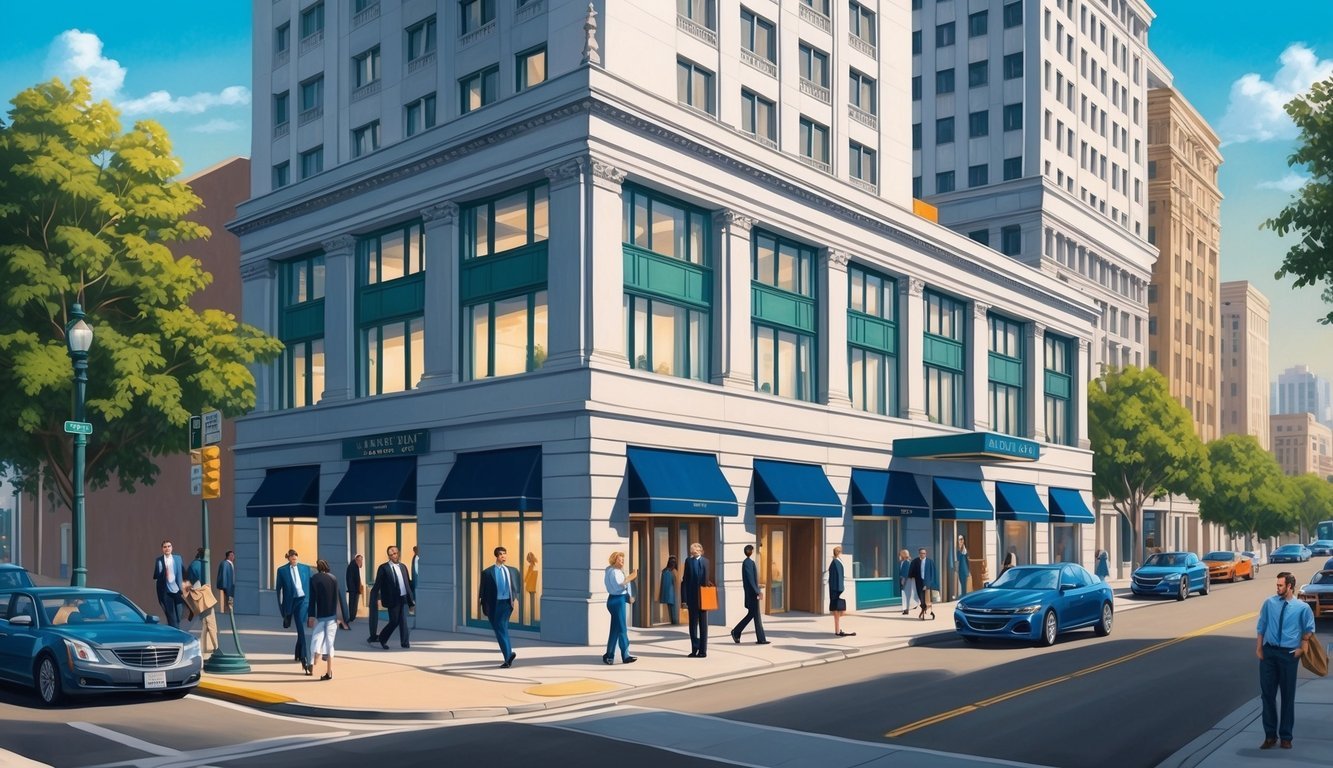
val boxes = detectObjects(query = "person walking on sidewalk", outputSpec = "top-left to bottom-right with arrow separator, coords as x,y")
1095,549 -> 1110,582
1255,571 -> 1316,750
480,546 -> 521,668
659,556 -> 679,625
153,540 -> 187,628
682,542 -> 711,657
373,545 -> 414,649
898,549 -> 917,616
602,551 -> 639,665
829,546 -> 855,637
275,548 -> 314,674
955,535 -> 971,599
308,559 -> 350,681
345,554 -> 363,622
216,551 -> 235,614
731,545 -> 769,645
909,547 -> 937,620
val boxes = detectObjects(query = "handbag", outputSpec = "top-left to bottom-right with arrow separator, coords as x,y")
699,585 -> 719,612
1301,633 -> 1328,677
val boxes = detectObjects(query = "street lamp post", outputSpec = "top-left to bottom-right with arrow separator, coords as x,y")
65,303 -> 93,587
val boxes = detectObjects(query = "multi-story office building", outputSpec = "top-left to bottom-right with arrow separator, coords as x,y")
1271,412 -> 1333,480
1219,280 -> 1270,446
1272,364 -> 1333,429
233,0 -> 1099,645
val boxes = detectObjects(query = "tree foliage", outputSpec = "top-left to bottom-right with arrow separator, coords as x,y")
1199,435 -> 1294,540
1264,76 -> 1333,323
1288,473 -> 1333,540
1089,366 -> 1210,565
0,78 -> 281,508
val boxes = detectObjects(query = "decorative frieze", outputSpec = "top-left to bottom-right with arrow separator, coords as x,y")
421,201 -> 458,225
320,235 -> 357,255
240,260 -> 276,281
714,210 -> 755,233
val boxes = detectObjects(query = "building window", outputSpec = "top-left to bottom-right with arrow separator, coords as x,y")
279,253 -> 326,409
361,221 -> 426,285
936,68 -> 955,94
677,58 -> 716,114
1000,225 -> 1022,255
460,0 -> 496,34
969,10 -> 988,37
516,46 -> 547,91
849,142 -> 876,185
741,8 -> 777,62
1003,104 -> 1023,131
625,294 -> 708,380
274,92 -> 290,129
912,30 -> 922,56
300,76 -> 324,113
1003,1 -> 1023,28
1003,53 -> 1024,79
459,65 -> 500,113
622,187 -> 709,265
463,184 -> 549,260
275,23 -> 290,54
801,0 -> 830,14
356,223 -> 427,397
461,510 -> 542,629
679,0 -> 716,29
968,164 -> 989,187
799,117 -> 830,167
1148,160 -> 1157,179
352,121 -> 381,158
753,231 -> 816,402
912,122 -> 921,150
849,70 -> 877,114
913,176 -> 922,198
406,16 -> 437,62
799,43 -> 830,88
912,75 -> 922,101
1044,334 -> 1073,445
969,229 -> 989,246
300,2 -> 325,39
969,110 -> 989,137
269,520 -> 319,588
405,94 -> 437,136
353,47 -> 381,88
988,314 -> 1024,437
361,317 -> 425,396
741,89 -> 777,144
849,2 -> 876,48
924,290 -> 966,428
272,162 -> 290,189
936,22 -> 956,47
464,292 -> 548,379
936,116 -> 955,144
299,146 -> 323,178
969,60 -> 989,87
936,171 -> 956,193
848,264 -> 897,416
1003,156 -> 1023,180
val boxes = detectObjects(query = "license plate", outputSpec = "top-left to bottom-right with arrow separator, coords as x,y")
143,671 -> 167,689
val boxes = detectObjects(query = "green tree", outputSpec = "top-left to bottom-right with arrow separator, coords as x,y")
0,78 -> 281,509
1264,76 -> 1333,322
1289,473 -> 1333,541
1089,366 -> 1211,567
1199,435 -> 1294,547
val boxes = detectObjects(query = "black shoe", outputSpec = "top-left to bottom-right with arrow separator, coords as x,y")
697,652 -> 707,658
602,655 -> 614,665
401,643 -> 410,649
901,610 -> 909,615
303,663 -> 313,676
507,652 -> 517,666
379,641 -> 390,650
622,656 -> 638,664
731,630 -> 741,644
688,650 -> 699,657
319,673 -> 332,681
756,640 -> 771,645
367,637 -> 378,645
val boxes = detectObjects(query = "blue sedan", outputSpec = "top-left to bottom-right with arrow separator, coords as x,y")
954,564 -> 1114,646
0,587 -> 202,706
1131,552 -> 1210,600
1270,544 -> 1312,563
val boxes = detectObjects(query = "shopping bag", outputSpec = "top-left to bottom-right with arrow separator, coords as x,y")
699,585 -> 719,611
1301,633 -> 1328,677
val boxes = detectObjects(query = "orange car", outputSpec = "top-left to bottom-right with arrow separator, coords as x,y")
1202,551 -> 1254,582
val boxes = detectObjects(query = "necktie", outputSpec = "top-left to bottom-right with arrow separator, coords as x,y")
292,565 -> 304,597
1277,599 -> 1287,645
394,564 -> 406,596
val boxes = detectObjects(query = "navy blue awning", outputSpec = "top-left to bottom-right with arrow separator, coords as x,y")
627,446 -> 737,517
995,481 -> 1049,523
1048,487 -> 1096,523
753,459 -> 842,518
850,469 -> 890,516
886,471 -> 932,517
246,465 -> 319,518
325,457 -> 416,517
932,477 -> 994,520
436,446 -> 542,514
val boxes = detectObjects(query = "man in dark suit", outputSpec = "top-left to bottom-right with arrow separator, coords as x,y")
681,542 -> 711,657
909,547 -> 937,620
479,545 -> 521,668
373,545 -> 414,649
216,550 -> 236,613
275,548 -> 314,673
345,554 -> 363,622
731,544 -> 769,645
153,540 -> 187,627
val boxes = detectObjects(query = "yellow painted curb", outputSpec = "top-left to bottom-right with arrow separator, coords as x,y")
197,680 -> 297,705
523,679 -> 621,697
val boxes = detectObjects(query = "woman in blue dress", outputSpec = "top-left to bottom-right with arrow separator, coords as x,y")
659,556 -> 679,625
955,535 -> 971,598
1095,549 -> 1111,582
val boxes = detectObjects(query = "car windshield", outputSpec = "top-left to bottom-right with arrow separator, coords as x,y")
1310,572 -> 1333,585
0,570 -> 31,588
989,567 -> 1059,591
1202,552 -> 1234,562
40,594 -> 145,625
1144,553 -> 1187,567
1275,546 -> 1302,553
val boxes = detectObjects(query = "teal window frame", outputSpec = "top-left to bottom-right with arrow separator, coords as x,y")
923,289 -> 966,427
359,221 -> 426,285
462,289 -> 548,379
1044,333 -> 1074,445
359,316 -> 424,396
459,64 -> 499,114
356,222 -> 427,397
624,293 -> 709,381
988,313 -> 1025,437
278,253 -> 326,409
752,229 -> 817,402
462,183 -> 549,261
848,264 -> 897,416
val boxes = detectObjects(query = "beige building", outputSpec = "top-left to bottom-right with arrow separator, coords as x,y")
1271,412 -> 1333,480
1219,281 -> 1271,446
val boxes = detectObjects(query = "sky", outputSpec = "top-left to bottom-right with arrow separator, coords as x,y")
1,1 -> 1331,381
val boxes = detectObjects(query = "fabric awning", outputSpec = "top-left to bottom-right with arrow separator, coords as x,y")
435,446 -> 542,514
932,477 -> 994,520
752,459 -> 842,518
994,481 -> 1049,523
626,446 -> 737,517
245,465 -> 320,518
886,471 -> 932,517
1048,487 -> 1096,523
851,469 -> 931,517
325,457 -> 417,517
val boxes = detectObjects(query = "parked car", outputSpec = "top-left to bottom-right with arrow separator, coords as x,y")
954,563 -> 1114,647
0,564 -> 33,591
1299,570 -> 1333,619
0,587 -> 201,706
1270,544 -> 1312,564
1202,551 -> 1254,582
1131,552 -> 1210,600
1308,540 -> 1333,557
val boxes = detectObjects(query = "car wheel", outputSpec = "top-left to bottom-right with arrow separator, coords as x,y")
1177,579 -> 1189,601
35,654 -> 64,707
1038,610 -> 1058,647
1095,602 -> 1113,636
1201,575 -> 1210,596
1246,569 -> 1255,581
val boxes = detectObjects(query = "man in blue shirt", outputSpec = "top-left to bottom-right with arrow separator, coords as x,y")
1255,571 -> 1316,749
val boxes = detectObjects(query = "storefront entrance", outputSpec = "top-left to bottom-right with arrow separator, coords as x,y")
757,518 -> 821,615
351,516 -> 417,618
628,517 -> 716,628
936,519 -> 986,601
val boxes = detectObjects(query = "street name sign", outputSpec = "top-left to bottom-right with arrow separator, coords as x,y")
64,420 -> 93,435
202,410 -> 222,446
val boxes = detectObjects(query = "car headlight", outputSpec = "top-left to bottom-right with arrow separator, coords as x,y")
64,638 -> 101,664
183,639 -> 201,660
1162,572 -> 1183,581
1012,604 -> 1043,614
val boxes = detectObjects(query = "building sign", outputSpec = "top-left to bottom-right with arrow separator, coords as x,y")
343,429 -> 431,459
892,432 -> 1042,462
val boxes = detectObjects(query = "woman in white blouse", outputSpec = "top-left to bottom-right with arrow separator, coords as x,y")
602,551 -> 639,665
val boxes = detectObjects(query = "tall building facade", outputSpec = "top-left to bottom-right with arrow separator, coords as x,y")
233,0 -> 1100,645
1271,412 -> 1333,480
1272,364 -> 1333,429
1219,280 -> 1270,446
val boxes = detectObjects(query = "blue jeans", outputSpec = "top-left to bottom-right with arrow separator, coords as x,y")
1260,644 -> 1299,741
605,594 -> 630,660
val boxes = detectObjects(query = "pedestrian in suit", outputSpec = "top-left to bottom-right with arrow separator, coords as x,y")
373,545 -> 414,649
681,542 -> 711,657
365,578 -> 381,643
307,559 -> 350,681
275,548 -> 314,674
909,547 -> 937,620
659,556 -> 679,625
152,540 -> 186,628
955,535 -> 971,598
216,551 -> 236,613
345,554 -> 364,622
479,545 -> 521,668
1256,571 -> 1316,749
602,551 -> 638,664
731,545 -> 769,644
829,546 -> 855,636
898,549 -> 917,616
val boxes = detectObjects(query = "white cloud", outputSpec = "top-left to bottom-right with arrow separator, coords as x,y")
190,118 -> 244,134
1257,172 -> 1310,192
120,86 -> 250,116
1219,44 -> 1333,145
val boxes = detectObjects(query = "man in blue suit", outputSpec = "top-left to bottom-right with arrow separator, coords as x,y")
681,542 -> 711,657
731,544 -> 769,645
909,547 -> 938,620
217,550 -> 236,613
479,545 -> 521,668
153,540 -> 186,627
275,548 -> 314,674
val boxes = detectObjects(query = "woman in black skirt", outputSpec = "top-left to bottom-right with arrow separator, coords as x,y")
829,546 -> 855,637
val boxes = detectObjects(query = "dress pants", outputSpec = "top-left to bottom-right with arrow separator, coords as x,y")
347,591 -> 359,622
1260,644 -> 1299,741
731,596 -> 766,642
488,600 -> 514,660
604,594 -> 630,660
378,600 -> 410,646
158,592 -> 184,628
688,605 -> 708,653
289,596 -> 310,664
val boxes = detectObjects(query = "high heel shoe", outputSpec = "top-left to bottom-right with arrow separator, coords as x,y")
602,655 -> 614,665
303,662 -> 313,675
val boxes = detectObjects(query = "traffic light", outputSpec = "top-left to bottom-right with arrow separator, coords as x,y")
200,446 -> 222,500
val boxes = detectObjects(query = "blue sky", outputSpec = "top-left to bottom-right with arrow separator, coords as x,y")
2,1 -> 1331,381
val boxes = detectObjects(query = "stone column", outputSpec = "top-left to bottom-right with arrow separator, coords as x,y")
1026,322 -> 1047,440
970,301 -> 991,432
1076,338 -> 1092,449
899,278 -> 928,421
319,234 -> 357,403
711,210 -> 755,390
240,259 -> 278,411
419,201 -> 459,388
820,248 -> 851,407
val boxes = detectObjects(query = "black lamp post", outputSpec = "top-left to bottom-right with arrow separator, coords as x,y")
65,303 -> 93,587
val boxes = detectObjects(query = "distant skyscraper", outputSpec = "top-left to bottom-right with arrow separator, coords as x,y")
1272,364 -> 1333,428
1219,281 -> 1270,447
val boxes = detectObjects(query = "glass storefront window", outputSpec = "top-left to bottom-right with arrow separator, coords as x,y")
461,510 -> 542,628
351,517 -> 417,615
1052,523 -> 1081,564
999,520 -> 1033,571
852,518 -> 898,580
268,518 -> 320,588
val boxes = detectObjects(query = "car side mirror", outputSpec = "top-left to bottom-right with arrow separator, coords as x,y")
982,581 -> 991,589
1059,583 -> 1075,592
145,615 -> 160,624
8,615 -> 32,627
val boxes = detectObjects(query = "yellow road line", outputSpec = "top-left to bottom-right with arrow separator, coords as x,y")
884,611 -> 1257,739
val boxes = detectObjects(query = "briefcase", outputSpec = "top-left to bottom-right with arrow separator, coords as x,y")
1301,633 -> 1328,677
699,585 -> 719,612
